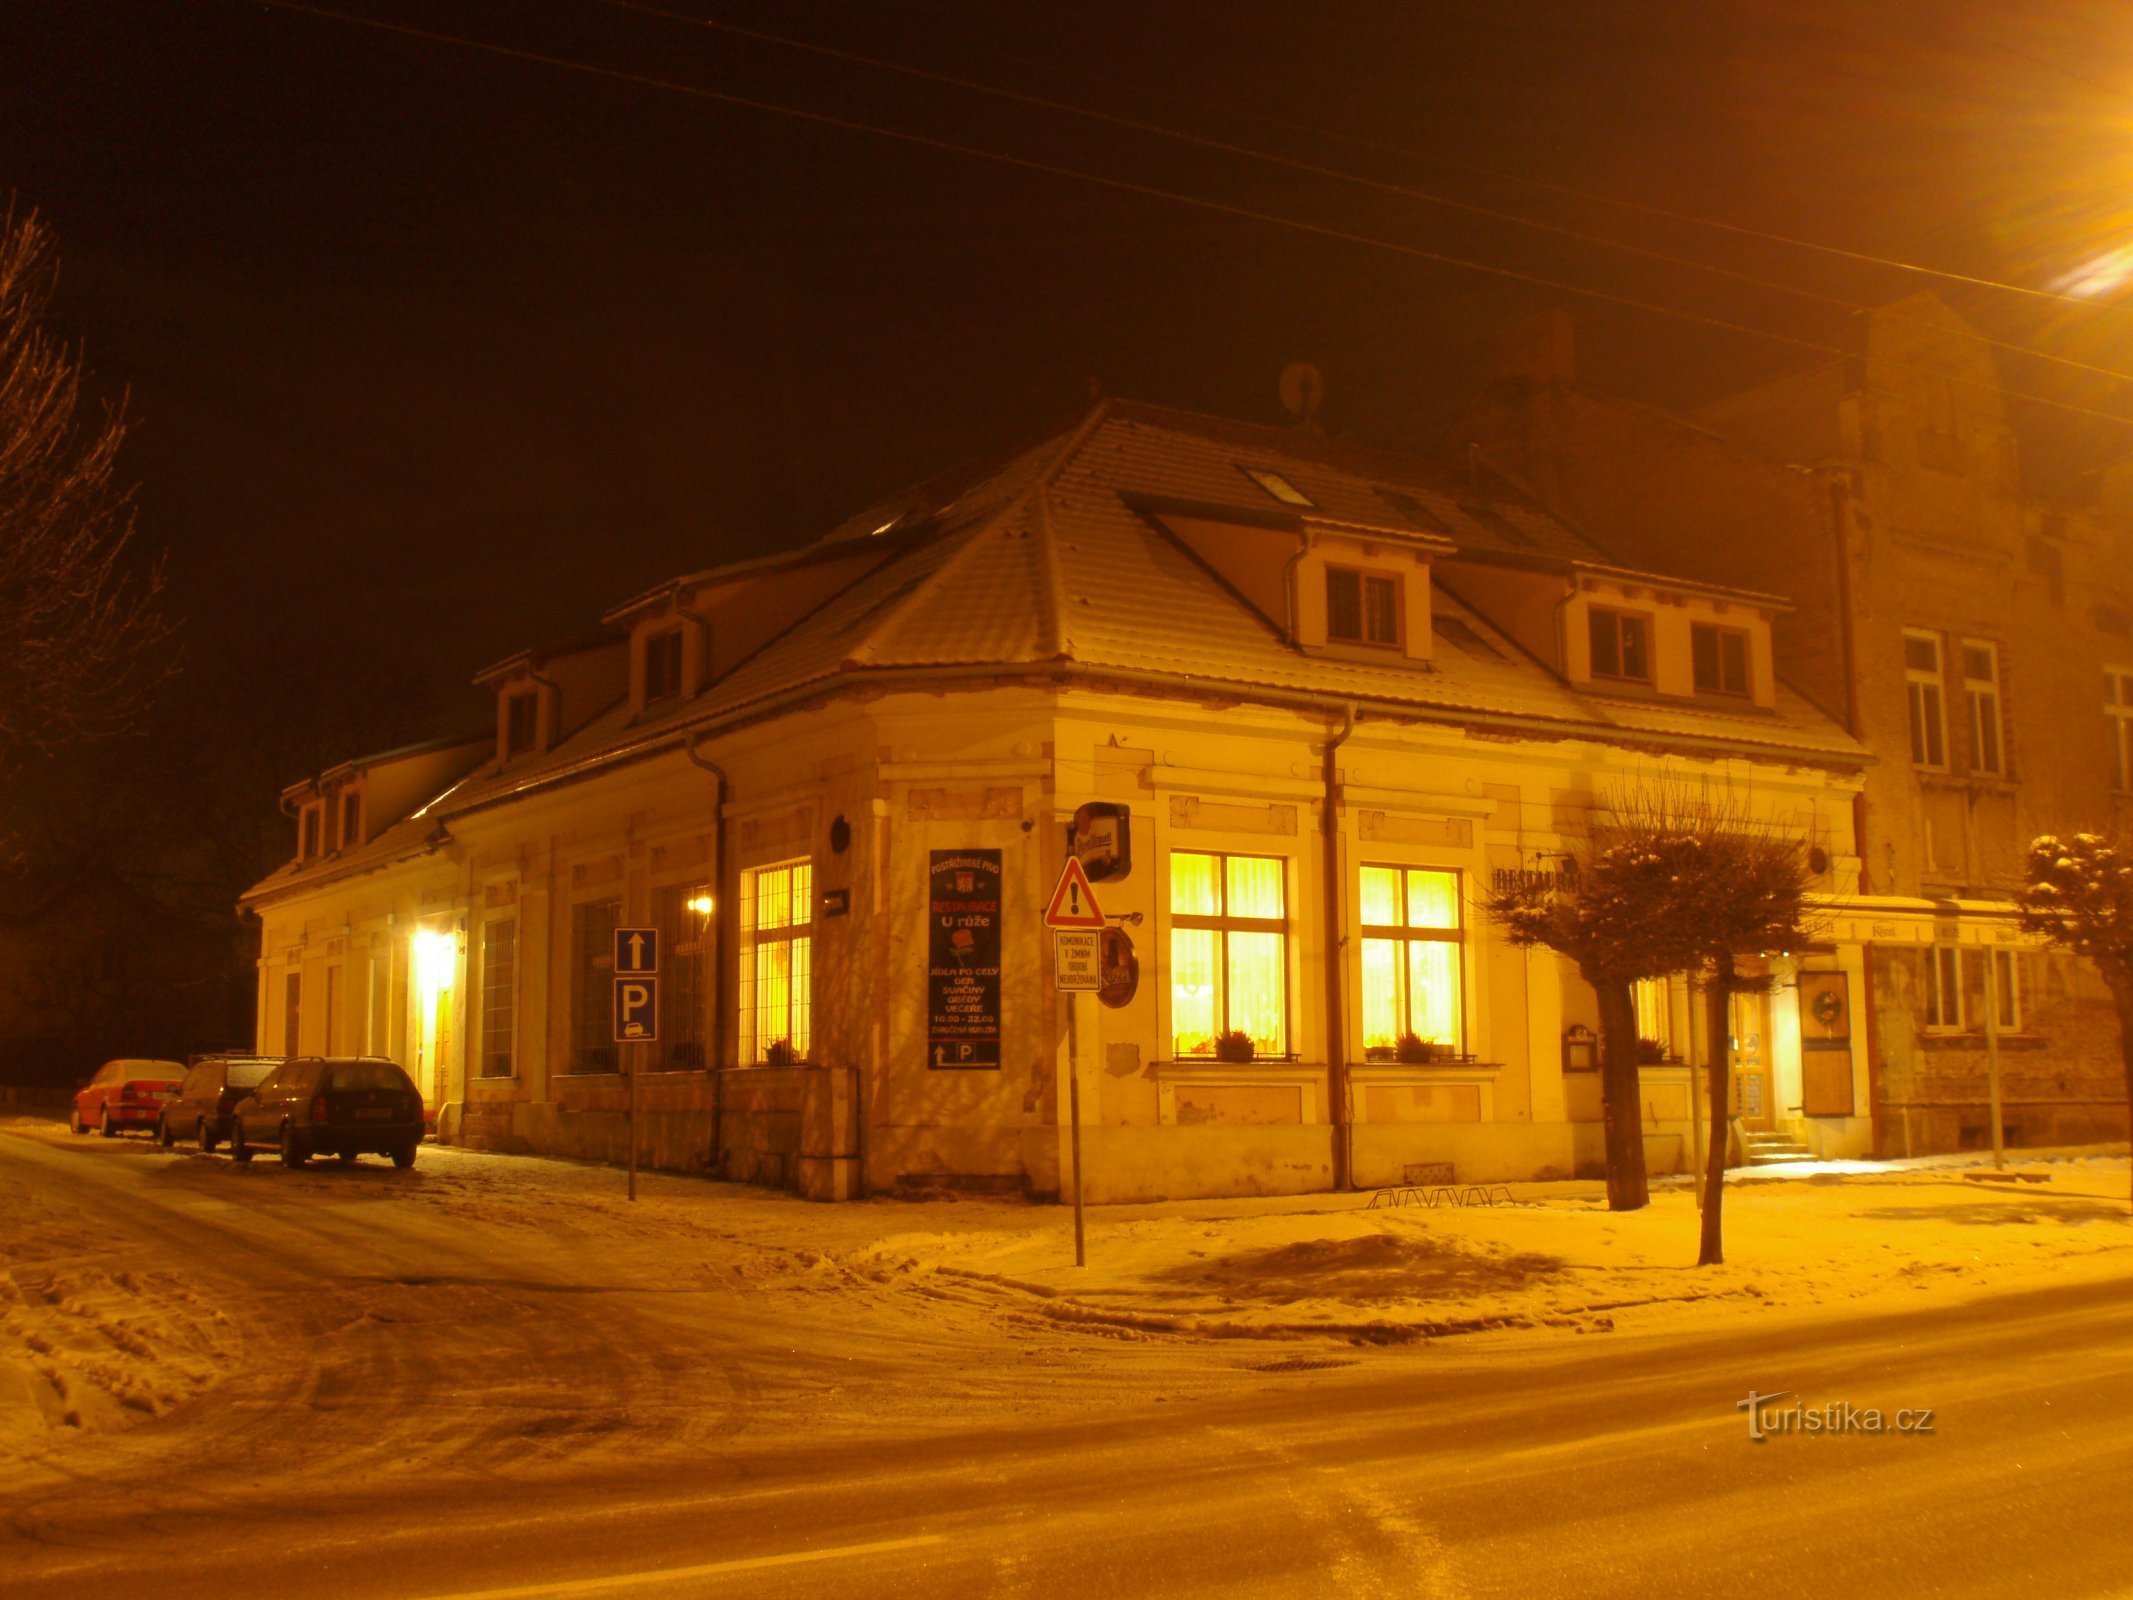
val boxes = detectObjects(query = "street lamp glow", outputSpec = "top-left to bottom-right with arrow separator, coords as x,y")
412,928 -> 456,989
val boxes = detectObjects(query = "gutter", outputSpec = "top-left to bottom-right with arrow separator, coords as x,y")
1323,702 -> 1359,1190
684,734 -> 732,1179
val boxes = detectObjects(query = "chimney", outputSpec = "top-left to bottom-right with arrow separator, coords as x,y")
1496,309 -> 1577,388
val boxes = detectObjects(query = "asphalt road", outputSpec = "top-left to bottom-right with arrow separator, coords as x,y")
5,1126 -> 2132,1599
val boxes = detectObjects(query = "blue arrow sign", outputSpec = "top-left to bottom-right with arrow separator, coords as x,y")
614,927 -> 659,975
613,976 -> 659,1042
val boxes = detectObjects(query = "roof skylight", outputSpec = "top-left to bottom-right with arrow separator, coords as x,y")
1238,466 -> 1315,508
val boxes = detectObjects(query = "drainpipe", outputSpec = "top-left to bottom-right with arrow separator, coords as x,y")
1324,702 -> 1359,1189
684,734 -> 731,1177
1281,528 -> 1317,645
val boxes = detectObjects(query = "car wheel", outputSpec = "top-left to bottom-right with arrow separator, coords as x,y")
98,1106 -> 118,1138
279,1124 -> 309,1169
230,1122 -> 253,1164
198,1118 -> 215,1154
157,1115 -> 175,1149
69,1107 -> 84,1135
390,1142 -> 418,1171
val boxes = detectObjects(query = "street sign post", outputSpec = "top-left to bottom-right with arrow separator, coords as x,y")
612,927 -> 659,1202
1044,860 -> 1107,1268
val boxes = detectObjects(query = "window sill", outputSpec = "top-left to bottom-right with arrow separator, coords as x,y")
1917,1031 -> 2048,1050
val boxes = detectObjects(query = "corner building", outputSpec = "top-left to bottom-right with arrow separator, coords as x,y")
244,399 -> 1875,1199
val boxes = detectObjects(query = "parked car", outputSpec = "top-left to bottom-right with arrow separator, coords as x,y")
70,1059 -> 186,1137
228,1056 -> 424,1170
160,1055 -> 280,1151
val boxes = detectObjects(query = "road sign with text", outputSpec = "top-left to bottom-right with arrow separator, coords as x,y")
1054,930 -> 1101,991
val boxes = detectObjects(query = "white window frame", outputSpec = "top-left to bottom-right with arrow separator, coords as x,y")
2108,670 -> 2133,790
1904,629 -> 1948,769
479,915 -> 517,1079
1633,976 -> 1676,1060
1690,622 -> 1752,698
1588,606 -> 1653,684
1925,945 -> 2023,1033
739,859 -> 813,1065
1357,864 -> 1466,1058
1167,849 -> 1292,1059
1961,639 -> 2005,777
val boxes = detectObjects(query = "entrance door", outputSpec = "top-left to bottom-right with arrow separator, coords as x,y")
409,929 -> 457,1112
1729,985 -> 1773,1132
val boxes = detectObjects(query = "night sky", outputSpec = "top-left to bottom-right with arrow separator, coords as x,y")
8,0 -> 2133,741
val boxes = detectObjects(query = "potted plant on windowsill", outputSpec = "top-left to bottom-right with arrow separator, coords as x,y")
1213,1029 -> 1257,1064
764,1038 -> 799,1066
1395,1032 -> 1437,1065
1635,1037 -> 1670,1065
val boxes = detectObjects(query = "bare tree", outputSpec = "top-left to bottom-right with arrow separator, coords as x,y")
2017,833 -> 2133,1210
0,204 -> 169,767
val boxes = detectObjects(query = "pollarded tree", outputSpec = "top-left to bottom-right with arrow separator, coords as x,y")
1487,806 -> 1710,1212
2016,833 -> 2133,1210
0,204 -> 168,770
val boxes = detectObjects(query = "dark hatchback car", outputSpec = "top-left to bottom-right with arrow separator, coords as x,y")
229,1056 -> 424,1170
160,1055 -> 280,1152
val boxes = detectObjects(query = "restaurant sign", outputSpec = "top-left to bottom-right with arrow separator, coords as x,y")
928,850 -> 1002,1069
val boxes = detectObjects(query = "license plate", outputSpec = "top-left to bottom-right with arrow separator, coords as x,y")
354,1107 -> 392,1119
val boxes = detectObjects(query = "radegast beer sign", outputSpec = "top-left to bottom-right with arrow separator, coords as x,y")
928,850 -> 1002,1069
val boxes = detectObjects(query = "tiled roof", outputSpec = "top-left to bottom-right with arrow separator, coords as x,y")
244,398 -> 1866,904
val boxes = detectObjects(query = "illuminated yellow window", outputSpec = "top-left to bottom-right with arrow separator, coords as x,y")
740,860 -> 812,1064
1358,866 -> 1463,1057
1169,851 -> 1288,1057
1633,976 -> 1672,1060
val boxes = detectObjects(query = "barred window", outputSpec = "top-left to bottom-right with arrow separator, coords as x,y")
572,899 -> 621,1072
480,917 -> 517,1078
654,883 -> 713,1070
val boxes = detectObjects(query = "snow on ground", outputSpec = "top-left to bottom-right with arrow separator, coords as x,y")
4,1112 -> 2129,1474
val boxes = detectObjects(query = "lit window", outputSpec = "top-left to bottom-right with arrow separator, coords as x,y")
643,629 -> 684,703
1962,640 -> 2004,776
2109,670 -> 2133,789
1239,466 -> 1314,507
480,917 -> 516,1078
339,791 -> 363,850
1633,976 -> 1673,1059
740,861 -> 812,1064
1904,630 -> 1947,767
572,899 -> 621,1072
1326,568 -> 1401,647
505,691 -> 539,757
1169,851 -> 1288,1057
1691,623 -> 1751,697
1359,866 -> 1464,1056
1588,607 -> 1652,684
654,882 -> 712,1070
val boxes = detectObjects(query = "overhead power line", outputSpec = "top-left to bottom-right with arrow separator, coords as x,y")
246,0 -> 2133,432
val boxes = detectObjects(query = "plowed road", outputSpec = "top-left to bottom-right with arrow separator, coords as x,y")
5,1125 -> 2132,1598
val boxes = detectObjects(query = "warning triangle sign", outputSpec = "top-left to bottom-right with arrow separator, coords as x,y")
1044,856 -> 1108,929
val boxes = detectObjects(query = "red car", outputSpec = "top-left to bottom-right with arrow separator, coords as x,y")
70,1059 -> 186,1137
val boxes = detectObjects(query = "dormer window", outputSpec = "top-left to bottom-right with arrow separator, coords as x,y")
1327,567 -> 1401,647
643,629 -> 684,703
1691,622 -> 1751,698
504,691 -> 539,757
339,790 -> 363,850
299,805 -> 322,862
1588,607 -> 1652,684
1239,466 -> 1314,508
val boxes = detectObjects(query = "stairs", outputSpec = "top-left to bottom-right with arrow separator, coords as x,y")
1742,1129 -> 1817,1166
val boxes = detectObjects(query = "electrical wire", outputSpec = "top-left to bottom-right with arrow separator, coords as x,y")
245,0 -> 2133,431
591,0 -> 2133,389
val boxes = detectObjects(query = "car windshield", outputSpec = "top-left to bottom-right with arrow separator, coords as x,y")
326,1061 -> 413,1093
225,1062 -> 275,1088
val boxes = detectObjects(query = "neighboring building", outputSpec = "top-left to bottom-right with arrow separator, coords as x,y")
241,398 -> 1875,1200
1457,299 -> 2133,1156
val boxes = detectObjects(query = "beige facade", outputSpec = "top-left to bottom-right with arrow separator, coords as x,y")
244,400 -> 1878,1199
1459,300 -> 2133,1155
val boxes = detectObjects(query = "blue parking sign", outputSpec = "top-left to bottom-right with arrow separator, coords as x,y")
613,976 -> 658,1042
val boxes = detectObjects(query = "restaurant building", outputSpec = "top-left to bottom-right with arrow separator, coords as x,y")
242,398 -> 1878,1199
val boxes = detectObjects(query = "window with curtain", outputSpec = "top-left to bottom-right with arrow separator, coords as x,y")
654,882 -> 712,1069
1633,976 -> 1673,1059
740,861 -> 812,1063
1358,866 -> 1464,1056
1170,851 -> 1289,1057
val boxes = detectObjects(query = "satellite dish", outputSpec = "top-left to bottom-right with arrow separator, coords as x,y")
1279,360 -> 1325,427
